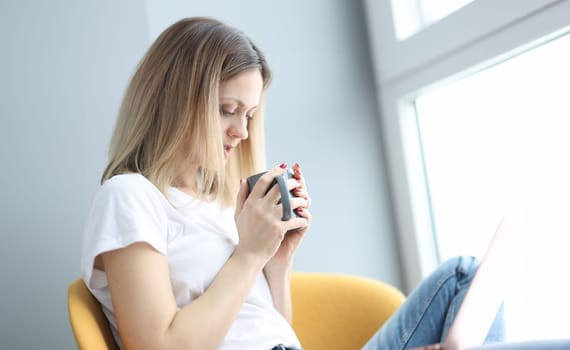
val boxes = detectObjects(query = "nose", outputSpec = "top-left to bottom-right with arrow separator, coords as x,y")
228,114 -> 249,140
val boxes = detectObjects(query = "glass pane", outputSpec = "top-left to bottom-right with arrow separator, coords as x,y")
414,32 -> 570,341
391,0 -> 475,40
419,0 -> 475,25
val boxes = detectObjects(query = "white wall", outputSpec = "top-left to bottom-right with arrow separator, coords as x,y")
0,1 -> 149,348
0,1 -> 402,348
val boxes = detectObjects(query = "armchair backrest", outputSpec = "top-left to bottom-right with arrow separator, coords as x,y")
68,273 -> 405,350
67,279 -> 118,350
291,272 -> 405,350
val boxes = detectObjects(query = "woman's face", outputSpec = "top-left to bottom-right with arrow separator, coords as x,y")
219,69 -> 263,160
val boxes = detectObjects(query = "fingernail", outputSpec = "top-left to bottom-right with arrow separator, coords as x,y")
293,162 -> 300,171
279,163 -> 287,169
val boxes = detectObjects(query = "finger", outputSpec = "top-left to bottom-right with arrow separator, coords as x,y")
264,182 -> 284,205
286,178 -> 302,191
300,192 -> 311,209
292,162 -> 302,180
249,164 -> 287,199
289,196 -> 309,210
234,179 -> 248,220
295,206 -> 311,221
292,162 -> 308,191
284,216 -> 309,231
292,187 -> 309,200
281,227 -> 306,245
287,178 -> 304,203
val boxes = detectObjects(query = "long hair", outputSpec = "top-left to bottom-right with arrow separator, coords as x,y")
101,17 -> 272,206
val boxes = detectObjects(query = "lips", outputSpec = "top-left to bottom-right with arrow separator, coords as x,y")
223,145 -> 232,158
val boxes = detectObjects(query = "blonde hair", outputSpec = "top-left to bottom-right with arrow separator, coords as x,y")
102,17 -> 272,206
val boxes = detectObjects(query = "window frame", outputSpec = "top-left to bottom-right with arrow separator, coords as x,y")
364,0 -> 570,292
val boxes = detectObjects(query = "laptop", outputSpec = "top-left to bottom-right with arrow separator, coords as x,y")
411,214 -> 527,350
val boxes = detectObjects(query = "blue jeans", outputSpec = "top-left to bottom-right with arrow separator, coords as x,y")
362,256 -> 505,350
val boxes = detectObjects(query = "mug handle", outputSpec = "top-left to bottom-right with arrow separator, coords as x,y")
275,175 -> 292,221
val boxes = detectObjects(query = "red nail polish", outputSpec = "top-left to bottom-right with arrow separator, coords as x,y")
279,163 -> 287,169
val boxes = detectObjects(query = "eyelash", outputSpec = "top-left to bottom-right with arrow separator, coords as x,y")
220,109 -> 234,117
220,108 -> 254,120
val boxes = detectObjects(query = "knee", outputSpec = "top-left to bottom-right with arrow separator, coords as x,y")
437,256 -> 478,277
441,255 -> 479,287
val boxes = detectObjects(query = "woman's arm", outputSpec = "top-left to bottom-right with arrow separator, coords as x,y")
264,261 -> 293,322
103,166 -> 308,350
102,242 -> 265,350
263,163 -> 312,322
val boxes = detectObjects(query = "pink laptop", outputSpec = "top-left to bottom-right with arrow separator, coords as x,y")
411,215 -> 526,350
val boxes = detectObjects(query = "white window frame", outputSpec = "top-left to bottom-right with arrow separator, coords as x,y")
364,0 -> 570,292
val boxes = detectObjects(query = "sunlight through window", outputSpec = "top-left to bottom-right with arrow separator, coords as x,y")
391,0 -> 474,40
414,32 -> 570,341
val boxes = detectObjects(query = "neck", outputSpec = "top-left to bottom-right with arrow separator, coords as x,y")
173,164 -> 200,196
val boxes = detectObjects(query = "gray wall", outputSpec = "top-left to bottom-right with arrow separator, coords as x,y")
0,1 -> 401,348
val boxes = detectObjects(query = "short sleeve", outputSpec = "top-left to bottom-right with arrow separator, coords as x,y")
81,174 -> 169,289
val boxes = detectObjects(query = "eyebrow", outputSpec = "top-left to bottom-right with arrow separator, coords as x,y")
220,97 -> 258,110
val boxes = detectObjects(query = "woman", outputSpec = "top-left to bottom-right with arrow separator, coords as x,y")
81,17 -> 503,350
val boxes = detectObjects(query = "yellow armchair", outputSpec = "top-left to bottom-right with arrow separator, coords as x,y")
290,272 -> 405,350
68,279 -> 119,350
68,272 -> 405,350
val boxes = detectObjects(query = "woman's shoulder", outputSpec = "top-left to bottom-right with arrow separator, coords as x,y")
97,173 -> 165,205
102,172 -> 152,188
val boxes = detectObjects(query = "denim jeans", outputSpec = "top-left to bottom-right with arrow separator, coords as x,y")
362,256 -> 505,350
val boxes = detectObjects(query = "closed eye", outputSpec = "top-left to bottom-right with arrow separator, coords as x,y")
219,107 -> 236,117
219,104 -> 255,121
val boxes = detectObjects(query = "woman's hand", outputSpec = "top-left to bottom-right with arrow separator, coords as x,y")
264,163 -> 312,272
233,163 -> 309,266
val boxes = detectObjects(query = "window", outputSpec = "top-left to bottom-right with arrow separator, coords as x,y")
391,0 -> 475,40
364,0 -> 570,341
415,32 -> 570,340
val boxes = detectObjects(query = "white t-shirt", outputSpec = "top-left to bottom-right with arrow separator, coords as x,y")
81,173 -> 301,350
